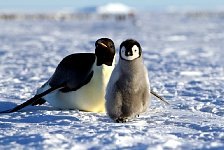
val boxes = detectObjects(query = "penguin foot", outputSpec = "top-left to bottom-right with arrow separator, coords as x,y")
115,117 -> 128,123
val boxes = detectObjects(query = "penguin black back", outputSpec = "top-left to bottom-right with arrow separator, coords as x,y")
49,53 -> 95,92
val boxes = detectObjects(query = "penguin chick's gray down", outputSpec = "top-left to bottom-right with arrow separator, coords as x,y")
105,39 -> 150,123
0,38 -> 115,113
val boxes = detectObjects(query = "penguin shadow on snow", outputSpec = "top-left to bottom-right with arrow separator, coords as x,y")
0,106 -> 80,125
0,101 -> 17,111
0,134 -> 44,146
0,101 -> 53,111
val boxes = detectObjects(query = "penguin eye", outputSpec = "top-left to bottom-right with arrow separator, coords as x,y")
132,45 -> 139,53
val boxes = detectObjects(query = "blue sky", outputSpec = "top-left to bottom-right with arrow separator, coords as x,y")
0,0 -> 223,11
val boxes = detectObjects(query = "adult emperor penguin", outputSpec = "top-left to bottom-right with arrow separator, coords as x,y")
105,39 -> 150,123
0,38 -> 116,113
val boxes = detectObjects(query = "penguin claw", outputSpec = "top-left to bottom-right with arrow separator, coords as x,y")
115,117 -> 128,123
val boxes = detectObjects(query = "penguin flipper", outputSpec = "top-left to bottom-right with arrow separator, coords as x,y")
0,85 -> 62,114
150,89 -> 170,105
31,98 -> 46,106
60,71 -> 94,92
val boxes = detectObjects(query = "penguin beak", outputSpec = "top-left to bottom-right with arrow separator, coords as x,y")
98,42 -> 108,48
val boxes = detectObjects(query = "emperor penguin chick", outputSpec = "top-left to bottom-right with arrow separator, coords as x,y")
105,39 -> 150,123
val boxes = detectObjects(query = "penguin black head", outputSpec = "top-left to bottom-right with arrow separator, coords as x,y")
95,38 -> 115,66
120,39 -> 142,61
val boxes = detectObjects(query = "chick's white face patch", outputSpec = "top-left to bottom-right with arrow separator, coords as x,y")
120,45 -> 140,61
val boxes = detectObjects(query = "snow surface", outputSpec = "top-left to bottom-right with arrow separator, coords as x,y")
96,3 -> 134,15
0,12 -> 224,149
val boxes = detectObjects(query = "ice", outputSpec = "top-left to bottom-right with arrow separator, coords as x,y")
180,71 -> 202,76
166,35 -> 187,41
0,11 -> 224,149
97,3 -> 134,15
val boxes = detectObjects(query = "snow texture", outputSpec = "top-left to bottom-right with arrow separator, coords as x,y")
97,3 -> 133,15
0,12 -> 224,150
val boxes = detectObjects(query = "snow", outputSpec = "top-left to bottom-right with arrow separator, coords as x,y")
79,3 -> 134,15
0,11 -> 224,149
96,3 -> 134,15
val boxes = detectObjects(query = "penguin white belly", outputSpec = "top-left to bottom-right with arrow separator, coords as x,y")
38,64 -> 113,112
